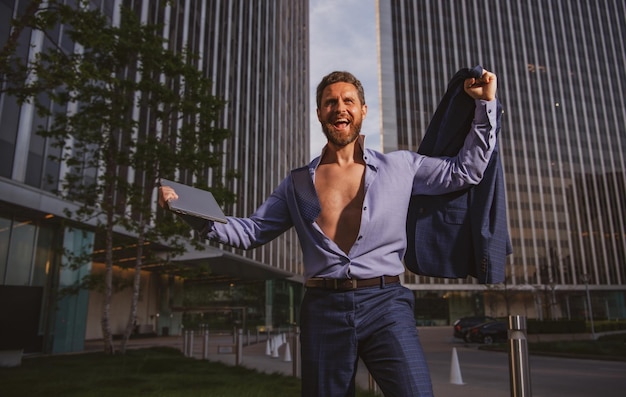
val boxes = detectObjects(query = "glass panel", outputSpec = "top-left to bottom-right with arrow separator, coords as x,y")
32,225 -> 55,287
0,1 -> 13,45
0,95 -> 19,178
24,93 -> 50,188
4,220 -> 36,286
0,217 -> 11,283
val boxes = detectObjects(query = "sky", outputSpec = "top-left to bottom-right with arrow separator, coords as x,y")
308,0 -> 380,159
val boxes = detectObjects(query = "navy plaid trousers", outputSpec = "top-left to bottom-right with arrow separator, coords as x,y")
300,282 -> 433,397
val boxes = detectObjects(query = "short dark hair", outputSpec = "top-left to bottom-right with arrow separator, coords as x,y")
316,71 -> 366,109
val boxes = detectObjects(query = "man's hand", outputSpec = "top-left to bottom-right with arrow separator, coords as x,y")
464,69 -> 497,101
158,185 -> 178,208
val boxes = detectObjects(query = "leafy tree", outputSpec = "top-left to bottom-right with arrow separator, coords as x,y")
2,1 -> 234,354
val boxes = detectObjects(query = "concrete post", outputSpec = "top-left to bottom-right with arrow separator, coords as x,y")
202,329 -> 210,360
188,330 -> 195,358
235,328 -> 243,366
183,330 -> 188,357
368,373 -> 380,395
292,326 -> 301,377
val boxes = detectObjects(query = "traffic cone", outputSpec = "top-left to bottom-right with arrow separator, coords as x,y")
265,338 -> 272,356
450,347 -> 465,385
283,341 -> 292,362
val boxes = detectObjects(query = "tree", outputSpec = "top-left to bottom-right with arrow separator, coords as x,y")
3,1 -> 234,354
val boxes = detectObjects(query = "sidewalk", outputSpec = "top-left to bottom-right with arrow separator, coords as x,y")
84,328 -> 495,396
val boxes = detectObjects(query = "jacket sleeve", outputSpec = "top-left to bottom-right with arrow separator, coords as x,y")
411,99 -> 498,195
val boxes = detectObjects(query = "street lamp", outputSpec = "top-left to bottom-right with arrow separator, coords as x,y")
581,273 -> 596,340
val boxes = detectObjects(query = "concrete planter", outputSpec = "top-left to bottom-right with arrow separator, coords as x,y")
0,349 -> 23,367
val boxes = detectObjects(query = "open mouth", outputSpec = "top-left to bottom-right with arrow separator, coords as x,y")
333,118 -> 350,130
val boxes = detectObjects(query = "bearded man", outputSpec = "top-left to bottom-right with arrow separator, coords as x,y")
159,69 -> 497,397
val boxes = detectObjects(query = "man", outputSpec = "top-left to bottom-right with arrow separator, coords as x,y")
159,69 -> 497,396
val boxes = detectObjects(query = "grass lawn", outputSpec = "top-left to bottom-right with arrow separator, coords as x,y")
0,347 -> 378,397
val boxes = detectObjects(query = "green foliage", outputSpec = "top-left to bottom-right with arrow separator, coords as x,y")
1,0 -> 235,351
528,337 -> 626,360
3,0 -> 233,267
479,333 -> 626,361
592,320 -> 626,333
59,271 -> 133,296
527,319 -> 587,334
527,319 -> 626,335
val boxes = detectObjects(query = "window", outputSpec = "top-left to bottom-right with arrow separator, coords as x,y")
4,220 -> 36,285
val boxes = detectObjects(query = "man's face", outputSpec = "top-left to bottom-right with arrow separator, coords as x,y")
317,82 -> 367,147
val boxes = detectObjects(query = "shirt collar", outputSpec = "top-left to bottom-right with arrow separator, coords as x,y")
309,135 -> 378,171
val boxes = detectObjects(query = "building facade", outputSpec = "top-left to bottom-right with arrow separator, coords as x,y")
0,0 -> 308,354
377,0 -> 626,323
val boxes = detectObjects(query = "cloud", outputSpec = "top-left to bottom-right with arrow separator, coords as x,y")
309,0 -> 380,159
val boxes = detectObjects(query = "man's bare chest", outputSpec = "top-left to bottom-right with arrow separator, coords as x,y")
314,165 -> 365,212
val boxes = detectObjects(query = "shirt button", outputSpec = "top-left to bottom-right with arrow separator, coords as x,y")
357,236 -> 363,240
363,206 -> 367,211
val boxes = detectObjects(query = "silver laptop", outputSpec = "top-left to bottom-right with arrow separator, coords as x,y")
159,178 -> 228,224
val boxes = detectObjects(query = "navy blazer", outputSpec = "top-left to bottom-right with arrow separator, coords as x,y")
404,66 -> 512,284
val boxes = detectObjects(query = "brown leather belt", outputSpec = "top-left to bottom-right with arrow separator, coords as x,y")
305,275 -> 400,290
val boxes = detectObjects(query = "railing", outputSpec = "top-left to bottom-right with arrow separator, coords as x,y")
181,326 -> 301,376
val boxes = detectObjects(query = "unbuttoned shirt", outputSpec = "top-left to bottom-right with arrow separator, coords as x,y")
207,99 -> 497,280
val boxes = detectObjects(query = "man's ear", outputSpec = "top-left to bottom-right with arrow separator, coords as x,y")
316,108 -> 321,122
362,104 -> 368,119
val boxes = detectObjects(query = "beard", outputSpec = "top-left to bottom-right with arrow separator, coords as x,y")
320,118 -> 362,147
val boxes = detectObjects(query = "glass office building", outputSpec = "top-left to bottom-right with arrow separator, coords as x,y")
0,0 -> 308,353
378,0 -> 626,322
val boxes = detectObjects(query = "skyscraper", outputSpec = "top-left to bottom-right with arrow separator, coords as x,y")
377,0 -> 626,321
0,0 -> 308,353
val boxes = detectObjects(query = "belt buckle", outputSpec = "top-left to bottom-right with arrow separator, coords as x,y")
333,279 -> 357,290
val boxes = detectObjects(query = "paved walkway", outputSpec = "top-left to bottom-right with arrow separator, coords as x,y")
84,326 -> 493,396
83,326 -> 626,396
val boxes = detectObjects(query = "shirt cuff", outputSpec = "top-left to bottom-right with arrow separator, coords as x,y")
474,99 -> 498,129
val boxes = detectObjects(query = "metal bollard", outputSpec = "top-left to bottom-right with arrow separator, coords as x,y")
202,329 -> 210,360
292,327 -> 301,377
235,328 -> 243,365
188,330 -> 195,358
508,315 -> 532,397
183,330 -> 189,357
368,373 -> 380,395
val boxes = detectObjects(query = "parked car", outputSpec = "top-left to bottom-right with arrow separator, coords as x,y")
466,321 -> 508,344
452,316 -> 497,341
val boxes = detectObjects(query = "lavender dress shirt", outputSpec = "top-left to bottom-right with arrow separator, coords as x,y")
207,99 -> 497,280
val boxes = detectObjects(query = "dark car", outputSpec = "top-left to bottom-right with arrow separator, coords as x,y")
452,316 -> 497,341
466,321 -> 508,344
